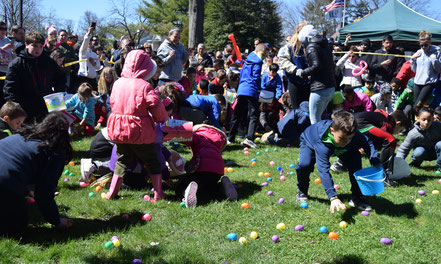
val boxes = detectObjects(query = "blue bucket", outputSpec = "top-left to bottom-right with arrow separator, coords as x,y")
354,167 -> 385,196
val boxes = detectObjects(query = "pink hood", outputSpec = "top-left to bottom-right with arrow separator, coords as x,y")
107,50 -> 168,144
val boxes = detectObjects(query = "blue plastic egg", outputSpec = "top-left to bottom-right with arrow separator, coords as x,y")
227,233 -> 237,241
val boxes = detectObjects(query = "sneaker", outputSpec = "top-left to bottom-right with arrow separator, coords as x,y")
80,158 -> 96,182
296,190 -> 308,202
330,159 -> 347,173
260,131 -> 274,144
383,174 -> 396,187
184,181 -> 198,208
349,198 -> 372,211
243,138 -> 258,148
221,176 -> 238,201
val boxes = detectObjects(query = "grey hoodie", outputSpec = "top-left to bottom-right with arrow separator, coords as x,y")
396,121 -> 441,159
157,39 -> 189,82
410,45 -> 441,85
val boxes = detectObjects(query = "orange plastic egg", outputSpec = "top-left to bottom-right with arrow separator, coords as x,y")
329,232 -> 338,239
241,203 -> 250,209
314,178 -> 321,183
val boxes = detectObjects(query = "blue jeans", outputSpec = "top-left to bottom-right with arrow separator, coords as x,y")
309,87 -> 335,124
412,141 -> 441,167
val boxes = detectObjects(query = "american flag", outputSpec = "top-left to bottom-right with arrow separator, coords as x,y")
323,0 -> 344,13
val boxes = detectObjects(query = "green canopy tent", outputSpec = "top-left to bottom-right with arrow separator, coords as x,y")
339,0 -> 441,45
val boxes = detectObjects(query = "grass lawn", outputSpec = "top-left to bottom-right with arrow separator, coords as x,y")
1,134 -> 440,264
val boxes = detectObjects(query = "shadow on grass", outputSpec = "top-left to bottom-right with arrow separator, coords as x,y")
397,174 -> 439,187
224,144 -> 247,151
324,254 -> 366,264
83,247 -> 162,264
223,159 -> 245,168
72,150 -> 91,160
20,212 -> 146,246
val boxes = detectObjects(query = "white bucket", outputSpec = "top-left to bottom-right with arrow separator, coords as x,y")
43,92 -> 67,112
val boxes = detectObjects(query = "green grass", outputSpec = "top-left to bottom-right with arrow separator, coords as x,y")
1,135 -> 441,264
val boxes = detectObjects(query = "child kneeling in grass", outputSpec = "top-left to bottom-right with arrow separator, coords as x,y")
396,107 -> 441,171
175,124 -> 237,208
0,112 -> 73,236
296,111 -> 381,212
65,83 -> 98,136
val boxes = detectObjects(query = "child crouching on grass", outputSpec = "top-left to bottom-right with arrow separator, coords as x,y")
176,124 -> 237,208
296,111 -> 381,212
106,50 -> 169,200
0,112 -> 73,236
65,83 -> 98,136
0,101 -> 27,140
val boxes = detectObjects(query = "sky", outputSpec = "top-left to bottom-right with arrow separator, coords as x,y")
42,0 -> 441,29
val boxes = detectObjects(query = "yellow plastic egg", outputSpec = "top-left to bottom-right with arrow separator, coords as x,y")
101,193 -> 107,199
250,231 -> 258,239
339,221 -> 348,229
227,167 -> 234,173
432,190 -> 440,195
276,223 -> 286,230
258,172 -> 264,177
112,239 -> 120,247
239,237 -> 247,244
416,199 -> 422,204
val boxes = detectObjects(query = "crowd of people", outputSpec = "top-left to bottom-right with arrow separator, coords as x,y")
1,20 -> 441,236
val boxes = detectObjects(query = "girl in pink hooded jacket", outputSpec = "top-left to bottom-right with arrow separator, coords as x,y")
106,50 -> 168,200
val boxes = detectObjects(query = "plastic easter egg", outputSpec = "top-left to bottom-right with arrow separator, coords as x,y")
251,158 -> 257,162
261,182 -> 268,186
416,199 -> 422,204
241,203 -> 250,209
88,192 -> 95,198
289,172 -> 294,175
328,232 -> 338,239
273,148 -> 278,152
265,148 -> 269,152
239,237 -> 247,244
68,161 -> 75,166
227,167 -> 234,172
437,171 -> 441,175
280,176 -> 286,181
244,151 -> 250,155
79,182 -> 88,187
111,236 -> 119,242
258,172 -> 264,177
112,239 -> 120,247
250,231 -> 258,239
264,172 -> 271,177
251,161 -> 257,166
69,172 -> 75,177
300,202 -> 309,208
319,226 -> 327,233
227,233 -> 237,241
417,190 -> 425,195
339,221 -> 348,229
95,186 -> 102,192
64,169 -> 69,175
244,147 -> 249,151
267,191 -> 273,196
438,179 -> 441,183
277,166 -> 282,171
64,178 -> 70,182
278,198 -> 285,204
334,184 -> 339,190
269,161 -> 275,166
26,198 -> 35,204
289,164 -> 295,168
314,178 -> 321,183
295,225 -> 304,231
361,211 -> 370,216
276,223 -> 286,230
142,214 -> 151,221
104,241 -> 114,249
122,214 -> 129,220
132,259 -> 143,264
271,235 -> 279,242
267,177 -> 272,182
143,195 -> 150,201
256,152 -> 261,156
101,193 -> 106,199
432,190 -> 440,195
380,237 -> 391,245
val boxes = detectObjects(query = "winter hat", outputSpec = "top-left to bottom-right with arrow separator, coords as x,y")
298,25 -> 318,44
406,78 -> 415,91
380,83 -> 392,95
360,38 -> 371,47
46,25 -> 57,36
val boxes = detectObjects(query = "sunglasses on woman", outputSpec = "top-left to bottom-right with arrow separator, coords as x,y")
420,44 -> 429,48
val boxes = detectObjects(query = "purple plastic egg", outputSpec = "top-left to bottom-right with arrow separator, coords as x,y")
267,191 -> 273,196
272,235 -> 279,242
132,259 -> 143,264
64,178 -> 70,182
361,211 -> 370,216
380,237 -> 391,245
295,225 -> 304,231
417,190 -> 425,195
111,236 -> 119,241
278,198 -> 285,204
261,182 -> 268,186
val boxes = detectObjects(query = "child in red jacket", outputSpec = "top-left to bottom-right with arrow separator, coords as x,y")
175,124 -> 237,207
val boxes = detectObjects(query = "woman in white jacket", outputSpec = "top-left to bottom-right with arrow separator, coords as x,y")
336,46 -> 367,92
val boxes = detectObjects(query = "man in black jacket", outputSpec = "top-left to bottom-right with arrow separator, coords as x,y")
192,43 -> 213,68
370,35 -> 405,84
296,25 -> 336,124
3,31 -> 66,123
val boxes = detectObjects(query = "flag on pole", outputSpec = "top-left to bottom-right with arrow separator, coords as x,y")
323,0 -> 344,20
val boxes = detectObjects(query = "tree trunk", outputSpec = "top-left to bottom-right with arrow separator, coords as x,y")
188,0 -> 204,49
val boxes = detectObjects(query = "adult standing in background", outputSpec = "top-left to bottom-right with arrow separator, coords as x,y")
77,26 -> 100,91
0,21 -> 13,106
157,28 -> 188,83
58,29 -> 78,92
371,35 -> 405,84
191,43 -> 213,68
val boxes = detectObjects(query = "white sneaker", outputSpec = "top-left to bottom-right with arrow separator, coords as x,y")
184,181 -> 198,208
221,176 -> 238,201
243,138 -> 258,148
80,158 -> 96,182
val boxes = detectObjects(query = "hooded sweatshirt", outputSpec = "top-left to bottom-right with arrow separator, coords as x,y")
107,50 -> 168,144
237,51 -> 264,98
396,121 -> 441,159
157,39 -> 189,82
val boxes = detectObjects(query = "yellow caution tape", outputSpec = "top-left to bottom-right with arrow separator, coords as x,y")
62,59 -> 115,68
0,76 -> 5,80
334,51 -> 412,58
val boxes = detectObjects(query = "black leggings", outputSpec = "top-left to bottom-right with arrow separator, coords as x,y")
414,83 -> 436,112
288,81 -> 310,109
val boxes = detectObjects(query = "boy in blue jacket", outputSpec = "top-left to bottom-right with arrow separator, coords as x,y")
296,111 -> 381,212
185,94 -> 221,129
261,63 -> 283,100
228,43 -> 269,148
